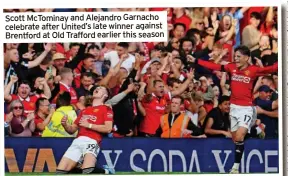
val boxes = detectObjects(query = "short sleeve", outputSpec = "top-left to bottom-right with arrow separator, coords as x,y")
104,106 -> 114,122
30,95 -> 39,103
11,94 -> 18,101
206,109 -> 217,121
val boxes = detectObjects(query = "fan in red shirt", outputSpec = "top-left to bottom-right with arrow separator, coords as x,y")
51,68 -> 78,107
33,97 -> 55,136
191,45 -> 277,174
65,43 -> 80,61
138,70 -> 194,137
172,8 -> 192,32
56,86 -> 115,174
4,76 -> 51,115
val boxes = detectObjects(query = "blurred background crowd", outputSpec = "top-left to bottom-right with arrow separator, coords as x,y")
4,7 -> 278,139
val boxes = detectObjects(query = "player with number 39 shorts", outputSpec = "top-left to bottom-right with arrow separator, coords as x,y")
56,86 -> 115,174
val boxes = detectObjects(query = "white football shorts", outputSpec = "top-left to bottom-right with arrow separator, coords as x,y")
230,104 -> 257,133
63,136 -> 100,163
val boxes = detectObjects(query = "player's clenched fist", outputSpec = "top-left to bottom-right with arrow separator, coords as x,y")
10,75 -> 18,83
186,55 -> 196,63
61,115 -> 68,126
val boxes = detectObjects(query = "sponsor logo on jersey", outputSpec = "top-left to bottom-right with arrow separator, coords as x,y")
231,74 -> 251,83
107,113 -> 113,118
82,115 -> 97,122
156,106 -> 165,110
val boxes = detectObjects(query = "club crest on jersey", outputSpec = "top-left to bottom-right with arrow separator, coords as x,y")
160,99 -> 166,104
93,109 -> 99,113
244,70 -> 250,76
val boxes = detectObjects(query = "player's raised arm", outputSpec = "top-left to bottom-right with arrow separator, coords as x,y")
171,69 -> 194,96
256,62 -> 278,75
188,55 -> 229,72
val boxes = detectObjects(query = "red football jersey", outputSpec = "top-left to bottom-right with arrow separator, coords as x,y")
33,114 -> 44,136
11,94 -> 39,115
172,14 -> 192,32
74,105 -> 113,144
52,82 -> 78,105
139,93 -> 171,134
198,60 -> 278,106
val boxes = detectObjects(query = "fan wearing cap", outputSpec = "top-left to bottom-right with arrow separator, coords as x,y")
253,75 -> 278,101
52,52 -> 67,72
254,85 -> 278,139
57,86 -> 114,174
54,43 -> 91,72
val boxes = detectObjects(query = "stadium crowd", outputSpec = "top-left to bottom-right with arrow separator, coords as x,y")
4,7 -> 278,139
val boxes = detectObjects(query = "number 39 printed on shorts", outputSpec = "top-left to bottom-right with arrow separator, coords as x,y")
85,143 -> 100,156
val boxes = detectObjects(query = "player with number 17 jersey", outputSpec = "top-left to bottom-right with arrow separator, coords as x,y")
197,59 -> 278,106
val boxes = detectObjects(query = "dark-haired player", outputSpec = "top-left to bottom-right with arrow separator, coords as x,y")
190,45 -> 278,173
